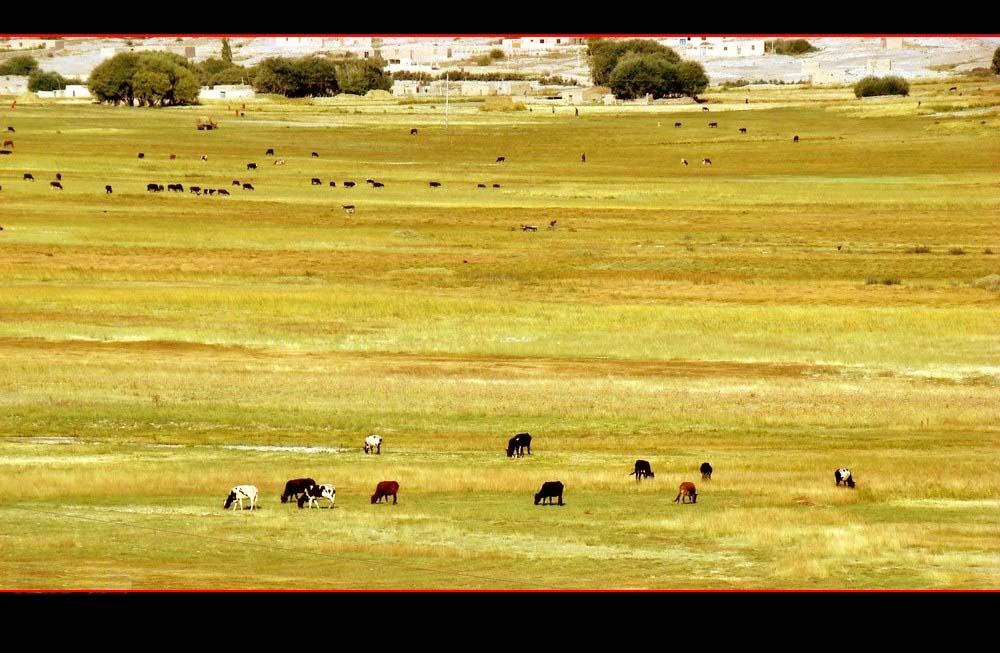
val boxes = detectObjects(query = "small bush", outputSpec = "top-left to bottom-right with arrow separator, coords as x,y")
909,245 -> 932,254
866,276 -> 901,285
984,248 -> 994,255
766,39 -> 818,55
489,48 -> 505,60
949,247 -> 965,255
854,75 -> 910,98
473,54 -> 492,66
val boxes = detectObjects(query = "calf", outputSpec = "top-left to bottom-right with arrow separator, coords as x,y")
281,477 -> 317,504
534,481 -> 564,506
630,459 -> 654,481
224,484 -> 258,511
674,482 -> 697,504
49,181 -> 63,190
371,480 -> 399,505
364,434 -> 382,455
298,483 -> 336,509
835,468 -> 855,488
700,462 -> 713,480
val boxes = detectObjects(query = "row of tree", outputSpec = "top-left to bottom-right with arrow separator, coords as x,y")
586,39 -> 709,100
0,54 -> 80,91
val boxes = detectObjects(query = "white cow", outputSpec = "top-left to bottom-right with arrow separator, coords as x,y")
298,484 -> 336,509
364,434 -> 383,455
224,484 -> 259,511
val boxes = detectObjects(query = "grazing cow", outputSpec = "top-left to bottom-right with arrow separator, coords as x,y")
23,173 -> 34,181
273,159 -> 285,166
311,178 -> 322,185
281,477 -> 317,504
311,152 -> 319,158
429,181 -> 441,187
343,181 -> 356,188
2,140 -> 12,148
217,189 -> 230,196
674,482 -> 697,504
169,154 -> 176,160
329,181 -> 336,187
506,432 -> 532,458
708,122 -> 718,128
168,183 -> 184,192
681,158 -> 688,166
364,434 -> 382,455
477,183 -> 486,188
49,181 -> 63,190
242,183 -> 254,191
700,462 -> 713,480
793,135 -> 799,143
410,128 -> 418,135
371,480 -> 399,505
6,126 -> 13,133
496,156 -> 506,164
203,188 -> 214,195
298,483 -> 336,509
0,150 -> 11,155
247,162 -> 257,170
342,205 -> 355,214
189,186 -> 201,195
372,181 -> 384,188
949,86 -> 957,92
630,459 -> 654,481
138,153 -> 144,159
534,481 -> 564,506
105,185 -> 113,194
232,180 -> 241,186
224,484 -> 259,511
674,122 -> 682,127
702,158 -> 712,166
366,178 -> 376,185
492,183 -> 500,188
265,148 -> 275,156
835,468 -> 856,489
521,224 -> 538,232
146,183 -> 160,192
702,106 -> 710,112
201,155 -> 208,161
739,127 -> 747,134
548,220 -> 557,230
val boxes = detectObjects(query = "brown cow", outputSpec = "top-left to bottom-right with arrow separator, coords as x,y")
2,140 -> 12,148
371,480 -> 399,505
674,482 -> 697,504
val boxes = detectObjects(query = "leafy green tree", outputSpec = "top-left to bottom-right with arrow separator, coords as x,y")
676,60 -> 709,96
0,54 -> 40,76
28,70 -> 73,91
853,75 -> 909,98
587,38 -> 679,86
221,38 -> 233,64
336,56 -> 391,95
992,46 -> 1000,75
608,53 -> 673,99
88,51 -> 200,106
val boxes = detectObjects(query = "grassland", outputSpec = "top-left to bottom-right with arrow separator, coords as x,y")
0,79 -> 997,589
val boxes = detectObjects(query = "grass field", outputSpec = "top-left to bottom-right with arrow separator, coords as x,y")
0,79 -> 997,589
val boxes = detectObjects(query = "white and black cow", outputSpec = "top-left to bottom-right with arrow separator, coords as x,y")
364,434 -> 383,455
224,484 -> 259,511
298,484 -> 336,509
835,468 -> 856,488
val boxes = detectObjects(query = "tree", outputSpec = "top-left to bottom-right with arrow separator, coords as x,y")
587,38 -> 679,86
608,53 -> 674,100
853,75 -> 910,98
992,46 -> 1000,75
88,51 -> 200,106
0,54 -> 40,76
221,38 -> 233,64
676,60 -> 709,96
28,70 -> 73,92
336,56 -> 391,95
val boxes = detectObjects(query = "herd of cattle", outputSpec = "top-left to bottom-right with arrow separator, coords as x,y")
223,431 -> 857,512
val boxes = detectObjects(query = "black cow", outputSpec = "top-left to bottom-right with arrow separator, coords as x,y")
739,127 -> 747,134
674,122 -> 682,127
23,173 -> 34,181
630,460 -> 654,481
534,481 -> 564,506
190,186 -> 201,195
329,181 -> 336,187
146,182 -> 160,192
835,468 -> 855,488
793,135 -> 799,143
281,477 -> 317,504
343,181 -> 356,188
702,106 -> 710,112
105,185 -> 113,194
0,150 -> 12,155
311,152 -> 319,158
6,126 -> 13,132
366,178 -> 376,185
138,153 -> 144,159
55,173 -> 62,181
242,183 -> 254,191
700,462 -> 713,480
217,189 -> 230,196
232,180 -> 241,186
410,128 -> 418,135
49,181 -> 63,190
709,122 -> 718,128
506,432 -> 532,458
342,205 -> 355,214
265,148 -> 275,156
311,178 -> 322,185
247,162 -> 257,170
495,156 -> 505,163
372,181 -> 385,188
429,181 -> 441,187
492,183 -> 500,188
477,183 -> 486,188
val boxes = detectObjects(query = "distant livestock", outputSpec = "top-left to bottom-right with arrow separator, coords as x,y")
410,128 -> 418,135
835,468 -> 856,489
343,181 -> 356,188
23,173 -> 33,181
371,480 -> 399,505
298,484 -> 336,509
793,135 -> 799,143
372,181 -> 384,188
681,158 -> 688,166
232,180 -> 241,186
496,156 -> 506,163
55,173 -> 61,181
739,127 -> 747,134
702,106 -> 710,112
265,148 -> 274,156
506,432 -> 532,458
49,181 -> 63,190
342,205 -> 355,214
521,224 -> 537,232
0,150 -> 11,155
273,159 -> 285,166
674,482 -> 697,504
241,183 -> 254,191
329,181 -> 336,187
534,481 -> 564,506
364,434 -> 382,455
702,158 -> 712,166
105,185 -> 113,194
311,178 -> 322,185
492,184 -> 500,188
630,459 -> 654,481
281,478 -> 317,504
169,154 -> 176,160
5,126 -> 13,132
217,189 -> 230,196
201,155 -> 208,161
674,122 -> 682,127
246,162 -> 257,170
138,153 -> 144,159
709,122 -> 718,128
700,462 -> 713,480
224,484 -> 259,511
189,186 -> 201,195
429,181 -> 441,188
2,140 -> 12,148
147,183 -> 161,192
477,183 -> 486,188
311,152 -> 319,158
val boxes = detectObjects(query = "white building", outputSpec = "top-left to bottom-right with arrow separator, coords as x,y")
0,75 -> 29,95
802,61 -> 846,85
866,59 -> 894,74
199,84 -> 256,100
501,37 -> 575,53
684,37 -> 766,59
36,84 -> 91,99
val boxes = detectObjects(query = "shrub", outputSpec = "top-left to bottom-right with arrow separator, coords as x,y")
984,248 -> 994,255
766,39 -> 818,55
908,245 -> 931,254
489,48 -> 505,60
948,247 -> 965,255
866,276 -> 901,285
854,75 -> 910,98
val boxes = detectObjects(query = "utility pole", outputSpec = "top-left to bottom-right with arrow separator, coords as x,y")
445,71 -> 449,128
